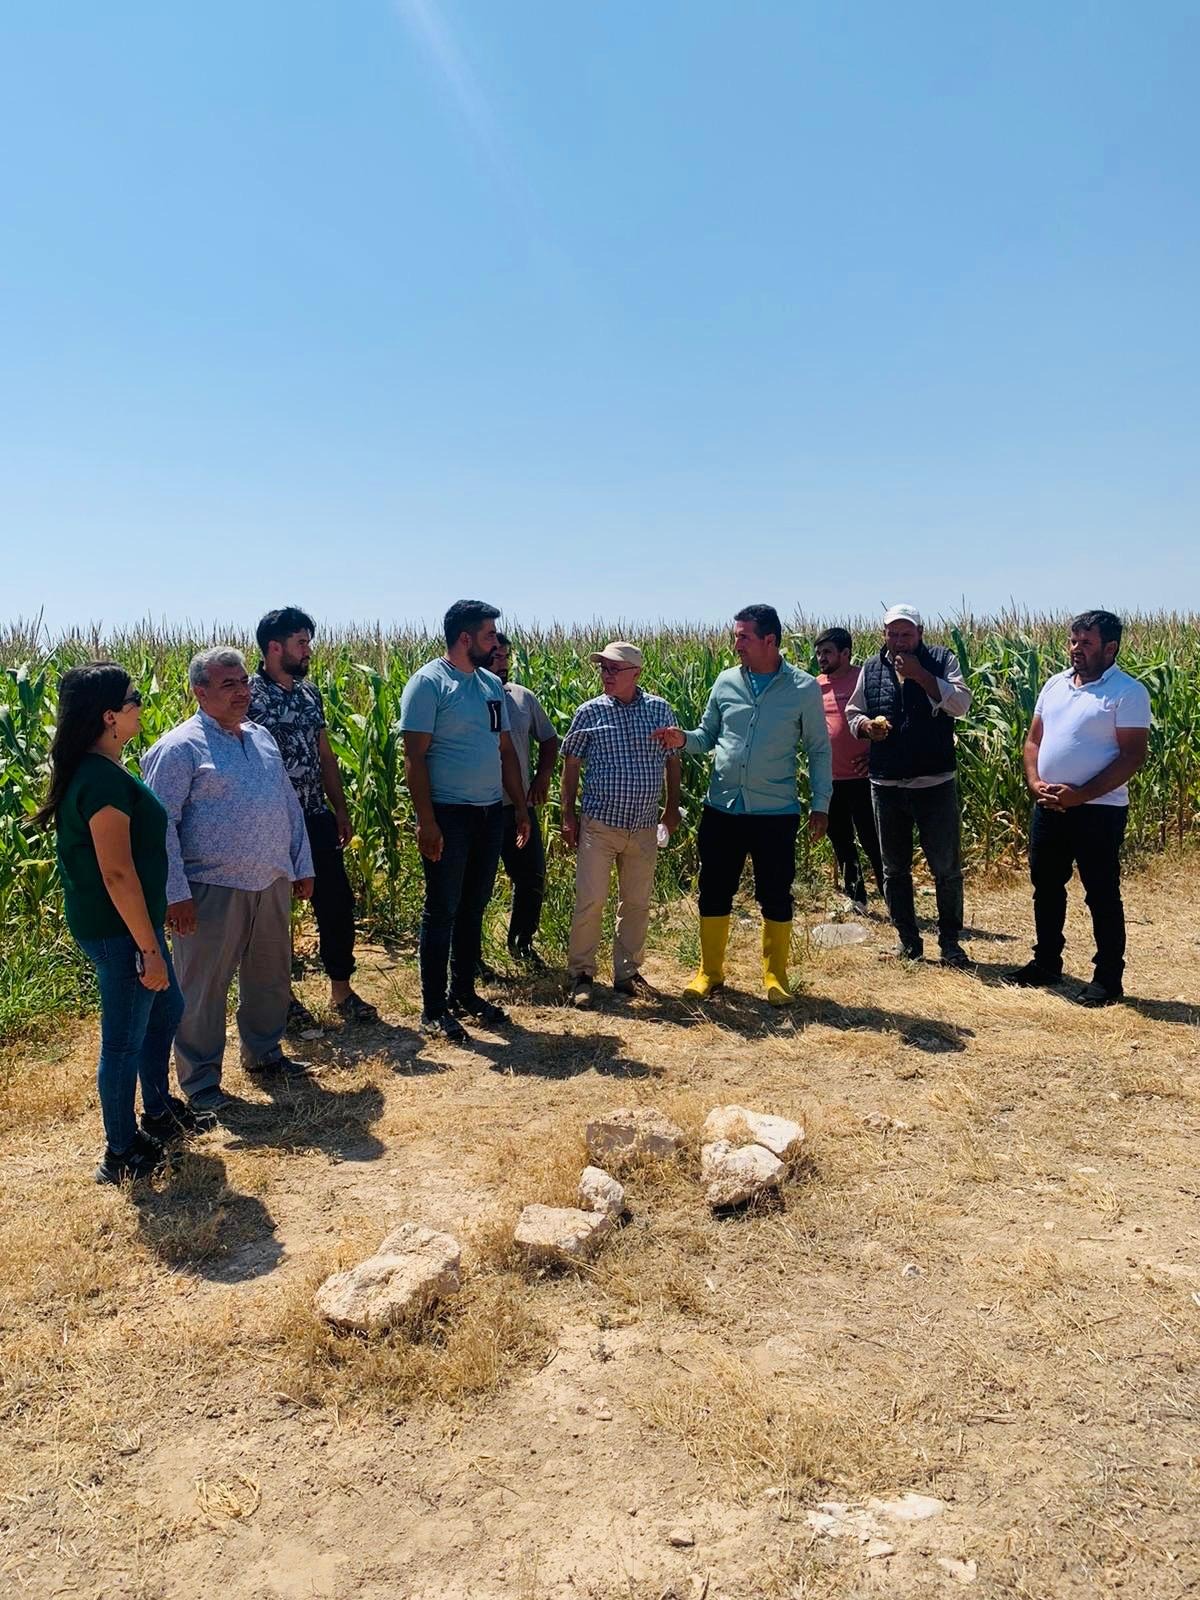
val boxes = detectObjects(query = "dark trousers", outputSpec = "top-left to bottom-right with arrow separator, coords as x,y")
501,804 -> 546,949
305,810 -> 356,982
871,779 -> 964,952
697,806 -> 800,923
419,802 -> 504,1016
1030,803 -> 1128,989
827,778 -> 884,902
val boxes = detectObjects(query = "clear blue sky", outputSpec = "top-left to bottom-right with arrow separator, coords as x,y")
3,1 -> 1198,634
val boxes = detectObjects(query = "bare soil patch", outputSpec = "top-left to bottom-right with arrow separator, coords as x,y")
1,865 -> 1198,1599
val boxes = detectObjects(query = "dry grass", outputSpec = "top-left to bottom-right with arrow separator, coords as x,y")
0,860 -> 1198,1598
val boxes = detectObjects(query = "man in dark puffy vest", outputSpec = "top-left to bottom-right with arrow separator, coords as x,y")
845,605 -> 973,965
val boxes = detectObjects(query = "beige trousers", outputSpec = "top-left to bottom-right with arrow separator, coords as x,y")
567,815 -> 659,981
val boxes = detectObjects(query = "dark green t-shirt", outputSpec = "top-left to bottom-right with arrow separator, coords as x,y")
56,753 -> 170,941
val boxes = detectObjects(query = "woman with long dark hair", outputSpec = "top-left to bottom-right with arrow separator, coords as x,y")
37,662 -> 211,1182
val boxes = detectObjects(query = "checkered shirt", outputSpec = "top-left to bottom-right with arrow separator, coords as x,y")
561,690 -> 678,829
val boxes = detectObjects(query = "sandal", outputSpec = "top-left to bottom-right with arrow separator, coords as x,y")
335,990 -> 379,1025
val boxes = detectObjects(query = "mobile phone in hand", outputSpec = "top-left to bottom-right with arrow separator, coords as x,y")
134,949 -> 145,976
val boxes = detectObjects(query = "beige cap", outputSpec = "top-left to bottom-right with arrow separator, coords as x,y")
589,640 -> 643,668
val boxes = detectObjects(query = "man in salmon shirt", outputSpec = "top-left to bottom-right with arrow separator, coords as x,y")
815,628 -> 884,910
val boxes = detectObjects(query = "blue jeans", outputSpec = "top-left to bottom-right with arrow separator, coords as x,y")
418,803 -> 504,1016
76,929 -> 185,1153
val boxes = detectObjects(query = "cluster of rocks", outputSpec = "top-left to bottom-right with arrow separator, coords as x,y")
313,1102 -> 805,1333
700,1104 -> 805,1207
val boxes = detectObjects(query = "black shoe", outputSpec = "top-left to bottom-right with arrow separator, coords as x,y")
247,1053 -> 313,1080
509,943 -> 546,971
421,1011 -> 468,1042
1005,960 -> 1061,988
447,992 -> 510,1027
188,1085 -> 233,1115
613,973 -> 658,999
95,1130 -> 167,1185
886,942 -> 924,962
569,974 -> 594,1009
286,996 -> 322,1034
1076,981 -> 1124,1008
939,944 -> 973,970
141,1093 -> 218,1142
476,958 -> 500,984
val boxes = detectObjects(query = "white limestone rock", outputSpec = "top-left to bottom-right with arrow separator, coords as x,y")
585,1107 -> 685,1167
702,1105 -> 805,1163
514,1204 -> 612,1266
578,1165 -> 626,1218
701,1140 -> 784,1208
314,1222 -> 461,1334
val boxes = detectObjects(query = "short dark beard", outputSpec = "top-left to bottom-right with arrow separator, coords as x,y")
283,656 -> 310,678
468,646 -> 496,669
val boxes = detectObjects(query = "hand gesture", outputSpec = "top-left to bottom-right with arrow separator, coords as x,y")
649,727 -> 686,752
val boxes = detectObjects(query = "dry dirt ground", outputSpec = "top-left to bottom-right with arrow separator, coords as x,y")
2,864 -> 1198,1600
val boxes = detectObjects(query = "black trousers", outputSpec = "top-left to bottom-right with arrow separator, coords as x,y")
871,780 -> 964,952
418,802 -> 504,1016
500,804 -> 546,949
826,778 -> 884,902
305,810 -> 357,982
1030,803 -> 1128,989
696,806 -> 800,923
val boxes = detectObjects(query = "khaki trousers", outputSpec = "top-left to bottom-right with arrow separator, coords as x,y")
567,816 -> 658,981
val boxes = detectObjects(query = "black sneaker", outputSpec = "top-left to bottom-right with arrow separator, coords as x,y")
421,1011 -> 467,1042
1005,960 -> 1061,988
886,942 -> 924,962
95,1130 -> 167,1185
939,944 -> 973,970
569,974 -> 594,1009
613,973 -> 658,998
508,943 -> 547,971
476,958 -> 500,984
247,1053 -> 313,1080
1076,981 -> 1124,1008
141,1093 -> 218,1142
447,992 -> 510,1027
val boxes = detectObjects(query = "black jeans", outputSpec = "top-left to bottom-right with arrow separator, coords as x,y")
419,802 -> 504,1016
501,804 -> 546,949
871,779 -> 964,952
1030,803 -> 1128,989
305,810 -> 357,982
827,778 -> 884,903
696,806 -> 800,923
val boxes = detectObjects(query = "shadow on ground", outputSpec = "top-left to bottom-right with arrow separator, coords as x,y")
456,1022 -> 663,1080
220,1075 -> 388,1161
134,1149 -> 281,1283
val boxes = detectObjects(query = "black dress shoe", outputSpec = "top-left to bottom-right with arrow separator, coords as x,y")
1004,960 -> 1061,988
1076,981 -> 1124,1007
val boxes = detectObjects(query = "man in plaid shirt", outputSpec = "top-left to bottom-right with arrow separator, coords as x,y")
560,642 -> 682,1006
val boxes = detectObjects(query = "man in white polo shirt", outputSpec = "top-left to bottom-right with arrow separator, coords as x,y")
1008,610 -> 1150,1006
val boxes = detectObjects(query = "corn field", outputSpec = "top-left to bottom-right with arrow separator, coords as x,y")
2,612 -> 1198,1037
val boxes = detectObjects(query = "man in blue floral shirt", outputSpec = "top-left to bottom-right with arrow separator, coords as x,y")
249,606 -> 377,1028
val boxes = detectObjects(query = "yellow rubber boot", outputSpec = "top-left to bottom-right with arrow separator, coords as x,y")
762,919 -> 795,1006
683,915 -> 730,999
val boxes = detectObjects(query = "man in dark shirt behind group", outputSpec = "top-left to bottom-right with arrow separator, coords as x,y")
248,606 -> 378,1028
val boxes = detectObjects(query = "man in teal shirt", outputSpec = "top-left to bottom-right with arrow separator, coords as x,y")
653,604 -> 831,1005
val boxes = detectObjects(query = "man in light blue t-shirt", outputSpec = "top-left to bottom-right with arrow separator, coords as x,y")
1008,609 -> 1150,1006
400,600 -> 531,1040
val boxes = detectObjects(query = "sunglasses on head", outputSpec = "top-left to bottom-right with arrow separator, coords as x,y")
122,689 -> 143,707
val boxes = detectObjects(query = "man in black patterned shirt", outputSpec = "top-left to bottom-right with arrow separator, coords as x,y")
249,606 -> 378,1027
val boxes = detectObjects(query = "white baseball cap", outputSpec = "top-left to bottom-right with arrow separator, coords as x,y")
589,640 -> 643,668
883,603 -> 922,627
